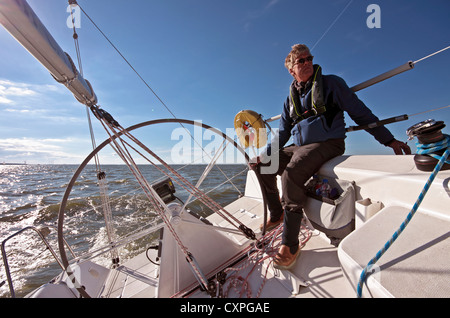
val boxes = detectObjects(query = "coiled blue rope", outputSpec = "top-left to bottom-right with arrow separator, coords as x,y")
356,134 -> 450,298
416,134 -> 450,163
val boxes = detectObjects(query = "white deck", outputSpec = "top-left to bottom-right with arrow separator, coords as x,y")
98,195 -> 353,298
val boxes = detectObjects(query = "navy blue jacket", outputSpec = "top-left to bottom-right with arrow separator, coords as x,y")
266,73 -> 394,155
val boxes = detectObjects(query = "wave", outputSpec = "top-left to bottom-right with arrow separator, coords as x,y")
0,164 -> 247,297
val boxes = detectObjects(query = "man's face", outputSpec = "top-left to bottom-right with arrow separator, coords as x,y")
289,52 -> 314,83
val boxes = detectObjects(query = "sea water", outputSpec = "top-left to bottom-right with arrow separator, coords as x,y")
0,164 -> 247,297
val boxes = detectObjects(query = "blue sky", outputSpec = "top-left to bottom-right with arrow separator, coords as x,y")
0,0 -> 449,164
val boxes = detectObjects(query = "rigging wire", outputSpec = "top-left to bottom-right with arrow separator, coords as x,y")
72,0 -> 243,200
409,104 -> 450,118
63,8 -> 253,284
413,45 -> 450,64
68,2 -> 100,169
68,1 -> 245,198
94,116 -> 207,285
68,3 -> 83,77
68,1 -> 120,267
116,124 -> 251,233
74,2 -> 177,120
93,114 -> 253,292
311,0 -> 354,51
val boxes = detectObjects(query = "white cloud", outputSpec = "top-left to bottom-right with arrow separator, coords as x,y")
0,79 -> 62,106
0,79 -> 85,124
0,80 -> 37,100
4,107 -> 85,124
0,96 -> 13,104
0,79 -> 98,163
4,108 -> 44,114
0,84 -> 36,97
0,137 -> 67,155
0,137 -> 85,164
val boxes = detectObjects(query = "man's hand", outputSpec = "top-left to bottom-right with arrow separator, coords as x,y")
387,139 -> 411,155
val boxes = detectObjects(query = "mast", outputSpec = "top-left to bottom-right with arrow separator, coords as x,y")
0,0 -> 97,107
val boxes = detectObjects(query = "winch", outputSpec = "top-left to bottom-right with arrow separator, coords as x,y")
407,119 -> 450,171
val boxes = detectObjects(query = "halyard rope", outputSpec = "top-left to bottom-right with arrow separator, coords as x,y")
224,224 -> 312,298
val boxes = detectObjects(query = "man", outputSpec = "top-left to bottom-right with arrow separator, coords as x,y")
252,44 -> 410,269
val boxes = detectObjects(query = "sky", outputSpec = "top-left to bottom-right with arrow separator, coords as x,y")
0,0 -> 449,164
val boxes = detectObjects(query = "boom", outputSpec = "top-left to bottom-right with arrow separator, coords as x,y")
0,0 -> 97,106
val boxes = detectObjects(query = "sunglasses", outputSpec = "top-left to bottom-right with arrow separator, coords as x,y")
294,55 -> 314,65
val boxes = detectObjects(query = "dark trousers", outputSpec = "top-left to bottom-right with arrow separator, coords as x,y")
258,138 -> 345,251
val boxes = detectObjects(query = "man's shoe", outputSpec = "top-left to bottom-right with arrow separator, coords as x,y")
273,244 -> 301,270
259,215 -> 283,232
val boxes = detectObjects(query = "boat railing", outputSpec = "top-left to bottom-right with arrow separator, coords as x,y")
1,225 -> 75,298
